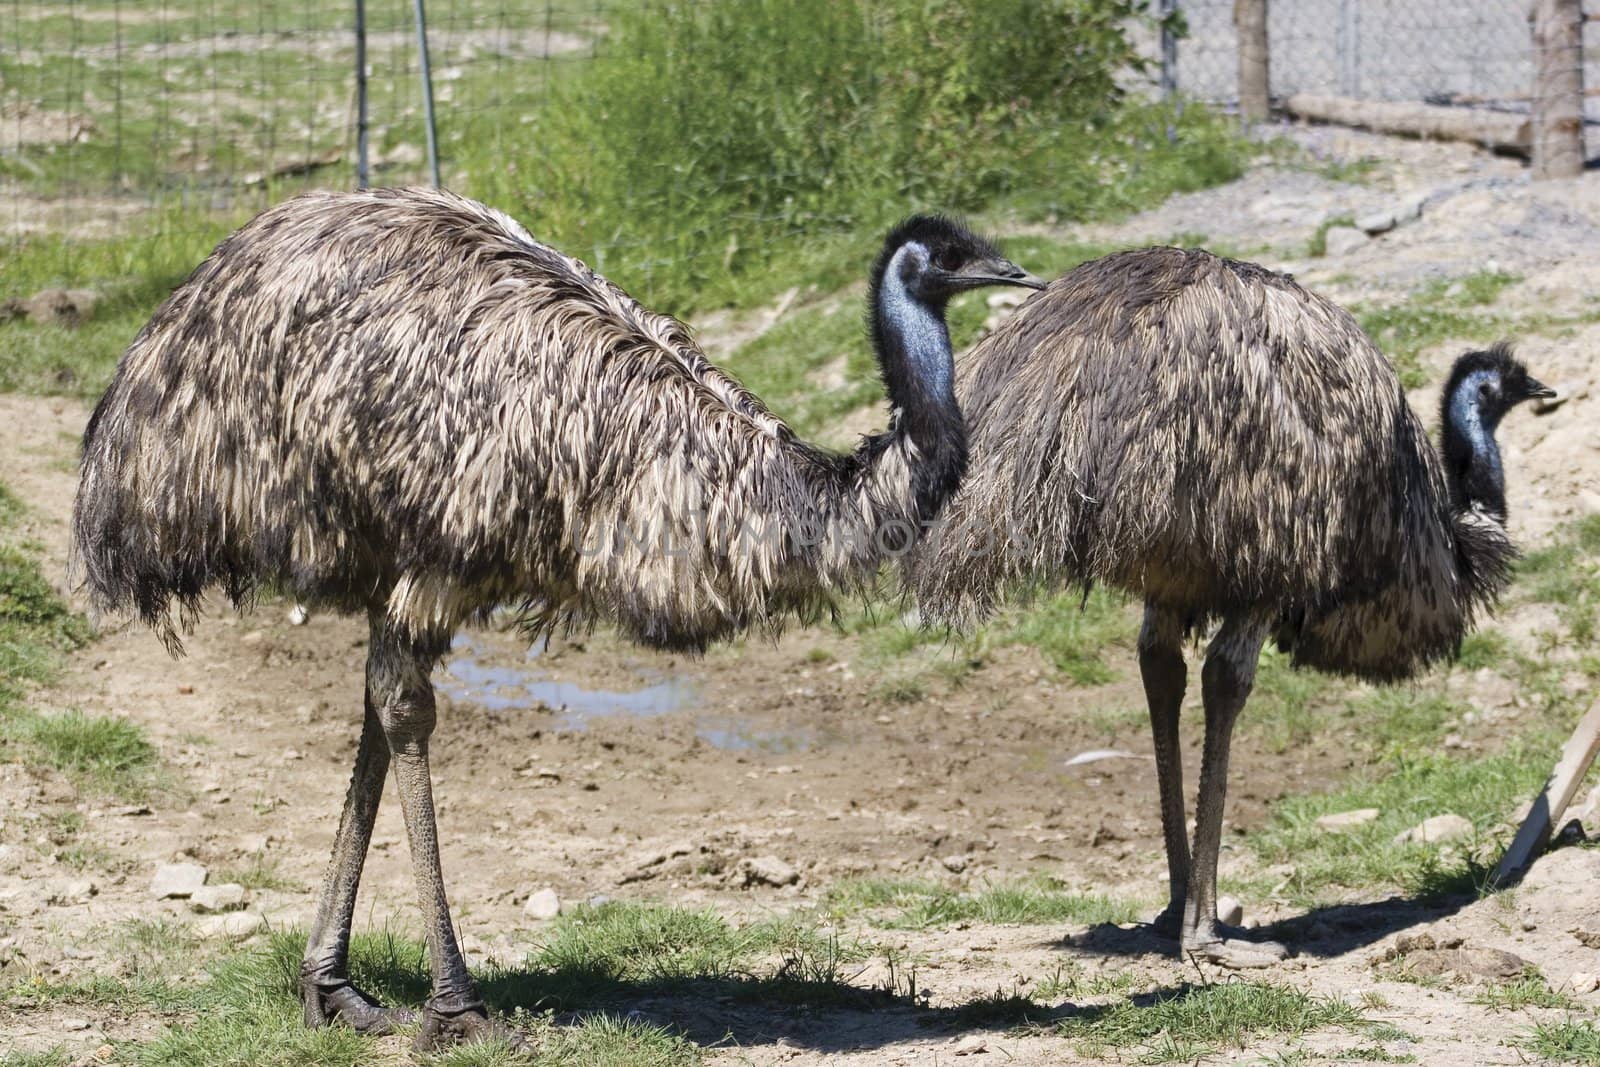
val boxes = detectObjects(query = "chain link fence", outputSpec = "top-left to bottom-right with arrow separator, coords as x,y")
1152,0 -> 1597,161
2,0 -> 606,242
3,0 -> 1593,257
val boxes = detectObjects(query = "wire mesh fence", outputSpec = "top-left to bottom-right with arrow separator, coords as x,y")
1151,0 -> 1597,161
2,0 -> 604,243
2,0 -> 1593,268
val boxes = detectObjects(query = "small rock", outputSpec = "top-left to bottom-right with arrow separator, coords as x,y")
195,911 -> 266,940
1356,210 -> 1396,235
1570,971 -> 1599,993
151,862 -> 208,899
953,1034 -> 989,1055
190,883 -> 247,913
287,603 -> 310,626
59,879 -> 97,904
0,844 -> 23,873
1393,813 -> 1474,845
23,287 -> 100,326
523,888 -> 561,920
1217,895 -> 1245,927
940,854 -> 968,874
1322,225 -> 1369,257
1314,808 -> 1380,832
61,1016 -> 91,1031
741,855 -> 800,887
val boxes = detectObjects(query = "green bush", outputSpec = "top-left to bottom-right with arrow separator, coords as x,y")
470,0 -> 1241,310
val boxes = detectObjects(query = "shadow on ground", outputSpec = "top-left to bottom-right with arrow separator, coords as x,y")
1062,890 -> 1477,963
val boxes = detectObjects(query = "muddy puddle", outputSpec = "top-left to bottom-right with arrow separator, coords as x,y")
438,632 -> 816,752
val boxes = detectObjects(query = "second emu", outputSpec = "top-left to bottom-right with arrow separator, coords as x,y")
911,247 -> 1551,968
71,188 -> 1042,1044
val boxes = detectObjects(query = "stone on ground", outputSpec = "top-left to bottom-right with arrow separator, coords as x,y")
523,888 -> 561,920
1315,808 -> 1380,831
190,883 -> 246,913
150,862 -> 207,899
1393,813 -> 1474,845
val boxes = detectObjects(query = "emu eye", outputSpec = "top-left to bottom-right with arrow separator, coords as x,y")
1478,381 -> 1495,401
934,247 -> 963,272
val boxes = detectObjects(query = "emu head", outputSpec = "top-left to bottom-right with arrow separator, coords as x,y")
871,215 -> 1044,309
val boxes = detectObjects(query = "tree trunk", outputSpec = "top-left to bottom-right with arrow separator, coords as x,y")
1530,0 -> 1584,180
1234,0 -> 1269,122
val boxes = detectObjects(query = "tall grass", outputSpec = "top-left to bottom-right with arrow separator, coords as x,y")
467,0 -> 1243,311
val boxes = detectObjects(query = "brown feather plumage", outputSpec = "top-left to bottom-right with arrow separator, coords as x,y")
72,187 -> 944,655
910,246 -> 1514,681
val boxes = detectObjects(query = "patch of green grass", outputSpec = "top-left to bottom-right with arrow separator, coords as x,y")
1244,746 -> 1551,907
1247,647 -> 1335,753
1354,270 -> 1521,389
1337,1045 -> 1416,1063
1473,968 -> 1581,1012
1308,214 -> 1356,258
997,588 -> 1137,686
20,709 -> 156,791
1521,1019 -> 1600,1064
212,855 -> 302,894
0,1049 -> 73,1067
427,1014 -> 701,1067
824,876 -> 1138,930
1054,981 -> 1362,1064
110,908 -> 879,1063
1516,513 -> 1600,647
487,0 -> 1245,313
0,480 -> 157,799
1456,630 -> 1510,672
1034,961 -> 1141,1002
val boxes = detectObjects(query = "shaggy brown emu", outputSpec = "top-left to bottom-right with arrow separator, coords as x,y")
910,247 -> 1550,968
72,187 -> 1041,1044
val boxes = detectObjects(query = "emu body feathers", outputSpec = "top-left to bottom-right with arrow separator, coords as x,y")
75,187 -> 927,655
912,247 -> 1513,680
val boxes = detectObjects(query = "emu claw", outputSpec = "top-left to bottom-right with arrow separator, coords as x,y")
1183,930 -> 1290,970
414,1002 -> 527,1052
302,979 -> 416,1035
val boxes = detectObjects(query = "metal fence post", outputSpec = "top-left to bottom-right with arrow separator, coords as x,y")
1234,0 -> 1269,120
1159,0 -> 1178,99
1530,0 -> 1584,180
355,0 -> 370,189
1339,0 -> 1359,97
413,0 -> 442,188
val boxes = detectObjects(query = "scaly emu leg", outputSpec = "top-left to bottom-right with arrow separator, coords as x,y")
367,618 -> 504,1049
301,608 -> 414,1033
1138,602 -> 1189,938
1182,614 -> 1287,968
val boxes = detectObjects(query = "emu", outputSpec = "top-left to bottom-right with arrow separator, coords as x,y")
72,187 -> 1041,1044
910,247 -> 1550,969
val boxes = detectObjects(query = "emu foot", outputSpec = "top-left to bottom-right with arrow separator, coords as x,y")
414,1001 -> 527,1052
1182,926 -> 1290,970
302,979 -> 416,1035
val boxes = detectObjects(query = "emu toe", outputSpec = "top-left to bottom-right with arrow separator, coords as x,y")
302,980 -> 416,1035
413,1003 -> 527,1052
1183,929 -> 1290,970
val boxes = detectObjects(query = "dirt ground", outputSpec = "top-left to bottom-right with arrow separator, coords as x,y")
2,125 -> 1599,1064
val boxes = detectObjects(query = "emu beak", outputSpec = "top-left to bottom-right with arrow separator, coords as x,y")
1524,376 -> 1563,415
958,257 -> 1048,291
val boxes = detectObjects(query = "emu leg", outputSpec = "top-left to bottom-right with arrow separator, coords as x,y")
370,629 -> 512,1050
1182,616 -> 1287,968
301,614 -> 414,1034
1138,603 -> 1189,938
301,702 -> 412,1032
